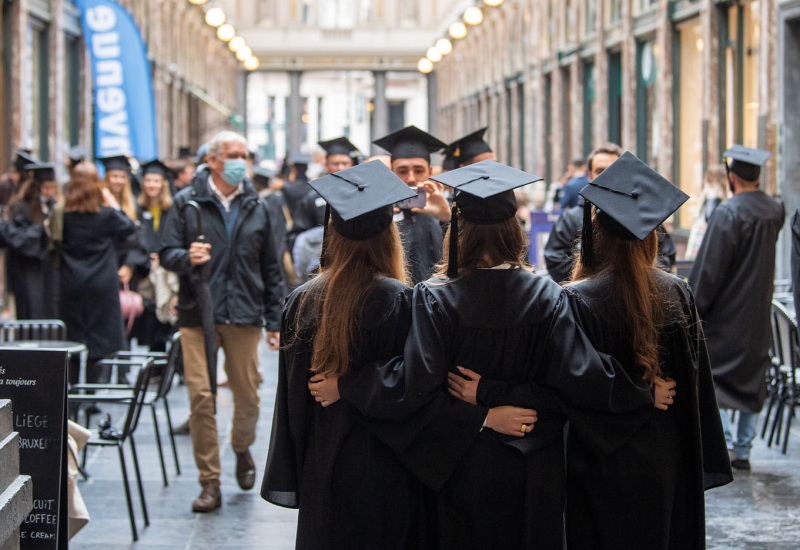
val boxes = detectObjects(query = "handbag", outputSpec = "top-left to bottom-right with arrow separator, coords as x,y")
119,281 -> 144,334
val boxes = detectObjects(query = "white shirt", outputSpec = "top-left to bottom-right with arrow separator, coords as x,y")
208,175 -> 243,213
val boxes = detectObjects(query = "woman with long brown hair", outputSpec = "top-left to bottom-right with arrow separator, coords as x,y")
316,161 -> 664,549
564,152 -> 732,549
261,161 -> 430,549
58,162 -> 136,380
4,162 -> 60,319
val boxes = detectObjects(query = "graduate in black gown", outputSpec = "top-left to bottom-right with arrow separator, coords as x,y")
564,152 -> 733,550
321,161 -> 662,549
373,126 -> 452,284
261,161 -> 426,549
4,163 -> 60,319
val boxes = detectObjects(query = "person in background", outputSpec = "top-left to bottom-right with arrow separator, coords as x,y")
65,146 -> 90,181
0,149 -> 37,207
373,125 -> 451,284
129,159 -> 175,352
58,162 -> 136,383
685,163 -> 729,261
544,143 -> 676,284
168,158 -> 195,196
449,127 -> 496,167
160,130 -> 283,513
558,156 -> 589,209
4,162 -> 60,319
281,152 -> 314,222
565,152 -> 732,550
689,145 -> 785,472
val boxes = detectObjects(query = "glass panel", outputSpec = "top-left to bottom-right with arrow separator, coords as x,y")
742,1 -> 760,149
582,60 -> 595,158
678,20 -> 704,230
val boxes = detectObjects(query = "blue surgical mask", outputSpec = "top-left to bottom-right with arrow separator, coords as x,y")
221,158 -> 247,186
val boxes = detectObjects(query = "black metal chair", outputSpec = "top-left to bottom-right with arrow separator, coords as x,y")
761,301 -> 787,439
766,301 -> 799,454
67,358 -> 156,541
0,319 -> 66,342
111,332 -> 183,486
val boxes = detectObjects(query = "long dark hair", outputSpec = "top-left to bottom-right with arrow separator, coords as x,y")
571,210 -> 664,386
434,216 -> 531,278
294,221 -> 408,378
6,176 -> 49,223
65,162 -> 105,213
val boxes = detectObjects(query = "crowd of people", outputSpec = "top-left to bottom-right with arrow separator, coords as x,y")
0,122 -> 787,548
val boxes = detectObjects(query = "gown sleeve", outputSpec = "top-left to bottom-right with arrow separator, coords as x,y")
5,205 -> 47,260
543,207 -> 581,284
687,206 -> 737,318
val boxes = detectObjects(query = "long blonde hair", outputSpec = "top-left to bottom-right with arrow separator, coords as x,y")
105,171 -> 137,220
571,210 -> 664,386
137,174 -> 173,211
295,221 -> 408,377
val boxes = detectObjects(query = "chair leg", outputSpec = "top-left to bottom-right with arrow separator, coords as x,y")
761,392 -> 778,439
770,397 -> 786,448
163,398 -> 181,475
782,398 -> 795,455
129,435 -> 150,526
151,404 -> 169,487
118,444 -> 139,541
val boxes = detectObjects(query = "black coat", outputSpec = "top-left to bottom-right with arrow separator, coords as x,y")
397,211 -> 444,285
136,204 -> 169,254
689,190 -> 785,412
544,205 -> 676,284
262,278 -> 426,550
60,208 -> 136,358
792,208 -> 800,312
159,170 -> 283,331
341,268 -> 655,549
4,201 -> 59,319
564,270 -> 733,550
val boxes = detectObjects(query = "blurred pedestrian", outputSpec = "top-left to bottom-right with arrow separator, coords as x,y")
264,161 -> 427,549
685,163 -> 729,261
4,162 -> 60,319
57,162 -> 136,382
558,156 -> 589,209
129,159 -> 175,352
0,149 -> 37,207
566,152 -> 732,549
160,131 -> 283,512
689,145 -> 785,471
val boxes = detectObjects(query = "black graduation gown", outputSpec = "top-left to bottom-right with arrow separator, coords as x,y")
4,201 -> 59,319
688,191 -> 785,413
342,268 -> 654,550
129,205 -> 173,350
60,207 -> 136,358
564,270 -> 733,550
262,277 -> 425,550
397,210 -> 443,285
790,208 -> 800,317
544,205 -> 676,284
281,176 -> 314,223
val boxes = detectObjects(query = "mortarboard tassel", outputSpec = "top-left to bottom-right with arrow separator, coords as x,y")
447,202 -> 459,278
581,201 -> 595,268
319,203 -> 331,268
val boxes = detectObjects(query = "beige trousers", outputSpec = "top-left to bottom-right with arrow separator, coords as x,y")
180,325 -> 262,483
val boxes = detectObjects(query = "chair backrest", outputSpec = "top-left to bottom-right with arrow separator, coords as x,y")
772,301 -> 798,377
120,359 -> 156,439
771,301 -> 785,367
0,320 -> 67,343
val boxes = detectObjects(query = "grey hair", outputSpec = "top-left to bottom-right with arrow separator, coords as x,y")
207,131 -> 248,158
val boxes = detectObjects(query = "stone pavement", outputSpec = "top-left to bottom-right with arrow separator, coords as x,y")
69,340 -> 800,549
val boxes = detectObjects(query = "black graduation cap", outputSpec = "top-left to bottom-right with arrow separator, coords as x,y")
24,162 -> 57,182
578,151 -> 689,267
289,152 -> 312,166
252,166 -> 276,187
373,125 -> 446,162
99,155 -> 132,173
319,137 -> 360,158
13,149 -> 37,173
723,144 -> 770,182
431,160 -> 543,277
308,160 -> 415,261
449,127 -> 492,165
140,159 -> 172,178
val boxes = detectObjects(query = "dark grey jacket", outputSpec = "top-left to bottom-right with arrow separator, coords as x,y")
159,169 -> 283,331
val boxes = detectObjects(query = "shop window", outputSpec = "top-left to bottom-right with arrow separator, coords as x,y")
27,18 -> 50,160
583,0 -> 596,38
64,35 -> 81,151
582,60 -> 595,158
607,51 -> 622,145
607,0 -> 623,26
636,39 -> 657,163
722,1 -> 760,152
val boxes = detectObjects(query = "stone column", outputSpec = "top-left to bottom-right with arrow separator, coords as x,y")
371,70 -> 389,153
427,71 -> 438,137
287,70 -> 303,154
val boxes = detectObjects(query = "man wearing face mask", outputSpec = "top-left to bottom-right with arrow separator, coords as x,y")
160,131 -> 284,512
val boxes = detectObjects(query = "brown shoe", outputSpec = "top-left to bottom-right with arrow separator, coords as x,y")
192,480 -> 222,513
235,449 -> 256,490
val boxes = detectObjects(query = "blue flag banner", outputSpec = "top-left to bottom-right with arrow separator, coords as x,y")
75,0 -> 157,160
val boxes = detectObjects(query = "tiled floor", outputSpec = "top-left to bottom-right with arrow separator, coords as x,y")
69,340 -> 800,549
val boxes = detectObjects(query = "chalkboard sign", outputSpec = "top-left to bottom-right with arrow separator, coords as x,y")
0,348 -> 69,549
